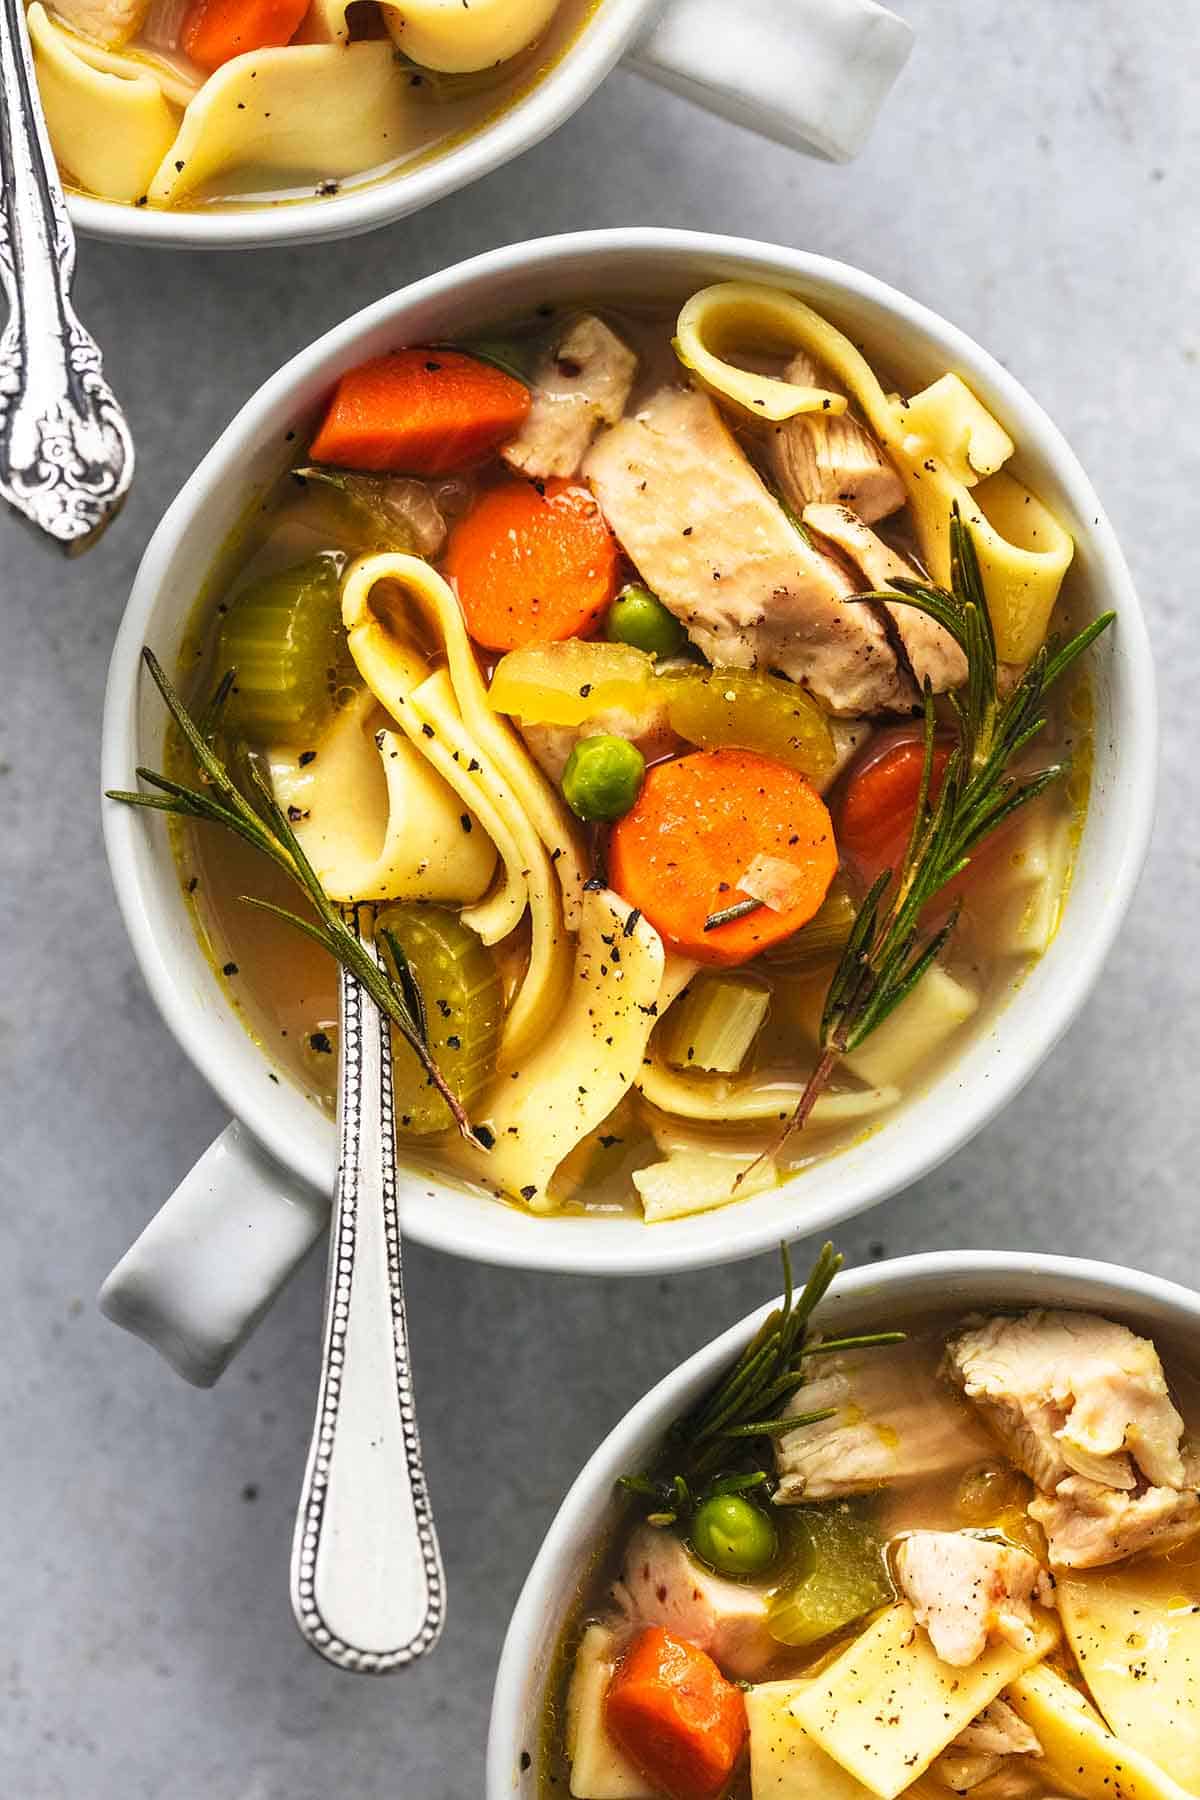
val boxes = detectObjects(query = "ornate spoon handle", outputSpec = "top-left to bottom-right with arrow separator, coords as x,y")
290,913 -> 446,1672
0,0 -> 133,550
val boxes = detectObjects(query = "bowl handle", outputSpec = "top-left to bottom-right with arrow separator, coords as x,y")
624,0 -> 913,163
98,1121 -> 327,1387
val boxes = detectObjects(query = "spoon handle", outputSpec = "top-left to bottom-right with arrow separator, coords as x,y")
0,0 -> 133,550
290,914 -> 446,1671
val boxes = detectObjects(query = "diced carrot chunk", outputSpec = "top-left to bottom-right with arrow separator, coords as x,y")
605,1626 -> 747,1800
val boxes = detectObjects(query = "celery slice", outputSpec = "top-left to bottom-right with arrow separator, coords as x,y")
375,904 -> 502,1136
657,665 -> 836,782
217,554 -> 360,747
762,885 -> 857,972
663,973 -> 770,1073
291,469 -> 446,557
767,1501 -> 893,1648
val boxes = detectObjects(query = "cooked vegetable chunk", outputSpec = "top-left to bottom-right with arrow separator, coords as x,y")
182,0 -> 307,69
691,1494 -> 777,1578
584,386 -> 914,717
562,734 -> 646,822
605,1626 -> 748,1800
605,583 -> 687,659
567,1624 -> 657,1800
504,314 -> 638,481
217,553 -> 359,746
608,748 -> 837,967
444,476 -> 621,650
309,349 -> 531,475
375,904 -> 502,1135
767,1502 -> 892,1648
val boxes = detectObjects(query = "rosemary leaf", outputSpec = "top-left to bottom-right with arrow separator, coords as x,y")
775,505 -> 1114,1152
106,647 -> 486,1149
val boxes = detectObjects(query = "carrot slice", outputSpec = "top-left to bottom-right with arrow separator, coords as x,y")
182,0 -> 306,68
837,732 -> 952,881
442,476 -> 621,651
307,349 -> 531,476
605,1626 -> 747,1800
608,747 -> 838,967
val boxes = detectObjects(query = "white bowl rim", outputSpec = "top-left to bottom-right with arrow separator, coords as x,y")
102,227 -> 1158,1277
486,1249 -> 1200,1794
68,0 -> 650,249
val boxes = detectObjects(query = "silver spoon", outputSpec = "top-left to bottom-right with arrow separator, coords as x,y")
0,0 -> 133,550
290,909 -> 446,1671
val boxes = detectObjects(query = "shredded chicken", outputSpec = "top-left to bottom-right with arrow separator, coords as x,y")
52,0 -> 149,42
946,1310 -> 1190,1492
612,1523 -> 776,1680
1028,1476 -> 1200,1569
946,1310 -> 1200,1569
774,1346 -> 994,1502
769,351 -> 906,524
503,315 -> 638,481
932,1699 -> 1043,1793
894,1529 -> 1053,1667
585,386 -> 915,717
803,500 -> 968,693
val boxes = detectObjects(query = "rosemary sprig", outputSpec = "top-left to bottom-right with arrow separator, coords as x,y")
107,647 -> 488,1150
777,506 -> 1115,1144
619,1243 -> 903,1523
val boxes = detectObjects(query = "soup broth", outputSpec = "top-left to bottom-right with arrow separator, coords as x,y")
159,280 -> 1099,1224
540,1279 -> 1200,1800
29,0 -> 596,211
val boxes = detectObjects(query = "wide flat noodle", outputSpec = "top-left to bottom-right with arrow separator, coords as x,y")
268,687 -> 495,903
147,42 -> 415,207
28,2 -> 191,203
673,282 -> 1074,664
341,554 -> 582,1063
302,0 -> 557,69
345,552 -> 587,926
454,887 -> 665,1212
637,1050 -> 899,1126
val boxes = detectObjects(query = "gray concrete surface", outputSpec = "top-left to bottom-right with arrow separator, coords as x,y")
3,2 -> 1198,1793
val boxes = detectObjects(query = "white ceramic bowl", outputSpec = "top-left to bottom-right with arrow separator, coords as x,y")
100,230 -> 1155,1383
69,0 -> 913,249
487,1251 -> 1200,1796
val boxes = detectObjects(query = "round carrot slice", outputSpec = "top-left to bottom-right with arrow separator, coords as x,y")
608,747 -> 838,967
442,476 -> 622,652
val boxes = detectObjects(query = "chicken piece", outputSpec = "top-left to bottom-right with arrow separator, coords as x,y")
945,1311 -> 1190,1493
52,0 -> 149,43
1028,1476 -> 1200,1569
932,1699 -> 1043,1792
585,386 -> 915,717
804,501 -> 968,694
768,351 -> 906,525
774,1345 -> 994,1502
517,698 -> 681,787
612,1524 -> 776,1680
894,1530 -> 1053,1667
503,315 -> 638,482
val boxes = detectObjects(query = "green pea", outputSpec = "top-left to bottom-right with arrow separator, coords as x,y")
691,1494 -> 778,1577
561,734 -> 645,822
604,584 -> 686,659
